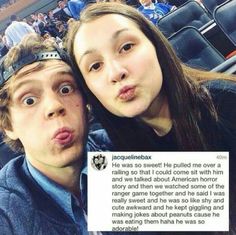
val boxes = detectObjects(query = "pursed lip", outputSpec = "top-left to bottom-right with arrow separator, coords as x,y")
117,85 -> 136,100
52,127 -> 74,146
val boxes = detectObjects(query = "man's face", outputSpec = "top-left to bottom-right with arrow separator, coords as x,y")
5,60 -> 87,171
49,11 -> 54,17
31,14 -> 37,20
58,1 -> 65,8
139,0 -> 152,7
38,13 -> 44,20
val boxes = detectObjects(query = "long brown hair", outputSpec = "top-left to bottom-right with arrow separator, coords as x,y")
66,2 -> 235,151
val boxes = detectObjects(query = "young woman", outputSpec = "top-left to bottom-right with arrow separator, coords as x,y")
66,3 -> 236,233
66,2 -> 235,150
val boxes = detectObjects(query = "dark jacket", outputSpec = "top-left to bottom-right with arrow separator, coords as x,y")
0,157 -> 84,235
54,9 -> 71,22
0,129 -> 113,234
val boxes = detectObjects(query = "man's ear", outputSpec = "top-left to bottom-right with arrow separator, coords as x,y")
4,129 -> 18,140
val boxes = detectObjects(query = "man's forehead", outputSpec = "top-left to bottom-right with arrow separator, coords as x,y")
9,60 -> 73,94
17,59 -> 71,75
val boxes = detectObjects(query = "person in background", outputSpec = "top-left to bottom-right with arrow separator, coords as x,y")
138,0 -> 176,25
48,10 -> 57,21
38,12 -> 60,38
30,13 -> 41,34
56,21 -> 68,39
37,12 -> 49,36
56,0 -> 73,22
4,14 -> 35,48
0,34 -> 8,58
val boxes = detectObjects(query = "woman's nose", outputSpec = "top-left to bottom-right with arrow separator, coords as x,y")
108,60 -> 128,83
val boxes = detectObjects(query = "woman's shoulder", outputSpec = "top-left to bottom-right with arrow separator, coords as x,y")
204,80 -> 236,113
203,79 -> 236,94
202,79 -> 236,120
203,80 -> 236,153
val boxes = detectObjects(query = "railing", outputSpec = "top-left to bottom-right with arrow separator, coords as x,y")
0,0 -> 37,21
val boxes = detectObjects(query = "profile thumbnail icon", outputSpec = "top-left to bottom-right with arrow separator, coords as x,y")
91,154 -> 108,171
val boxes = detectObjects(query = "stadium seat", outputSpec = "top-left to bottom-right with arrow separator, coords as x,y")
168,26 -> 225,70
168,0 -> 189,7
211,54 -> 236,74
201,0 -> 227,15
213,0 -> 236,46
158,0 -> 212,38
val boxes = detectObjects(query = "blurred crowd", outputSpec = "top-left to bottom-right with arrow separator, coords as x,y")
0,0 -> 179,58
0,0 -> 17,13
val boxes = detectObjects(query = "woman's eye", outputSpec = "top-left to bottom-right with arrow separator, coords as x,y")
89,62 -> 101,72
121,43 -> 134,53
23,97 -> 37,106
59,84 -> 74,94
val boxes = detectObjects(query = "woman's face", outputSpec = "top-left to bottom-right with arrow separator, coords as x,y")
74,14 -> 163,118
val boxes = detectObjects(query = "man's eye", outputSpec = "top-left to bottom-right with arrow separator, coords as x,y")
59,84 -> 74,94
89,62 -> 101,72
23,97 -> 37,106
121,43 -> 134,53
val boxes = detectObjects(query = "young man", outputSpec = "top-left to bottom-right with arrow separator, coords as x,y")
56,0 -> 72,22
0,34 -> 110,235
4,14 -> 35,48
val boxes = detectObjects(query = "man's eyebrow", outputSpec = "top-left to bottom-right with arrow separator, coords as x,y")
78,28 -> 129,66
50,70 -> 75,83
11,69 -> 74,94
11,80 -> 39,94
54,70 -> 74,76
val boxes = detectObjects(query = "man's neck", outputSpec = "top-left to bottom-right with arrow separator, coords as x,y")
27,157 -> 82,195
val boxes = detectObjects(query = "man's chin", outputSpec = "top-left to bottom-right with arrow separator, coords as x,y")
61,146 -> 85,167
